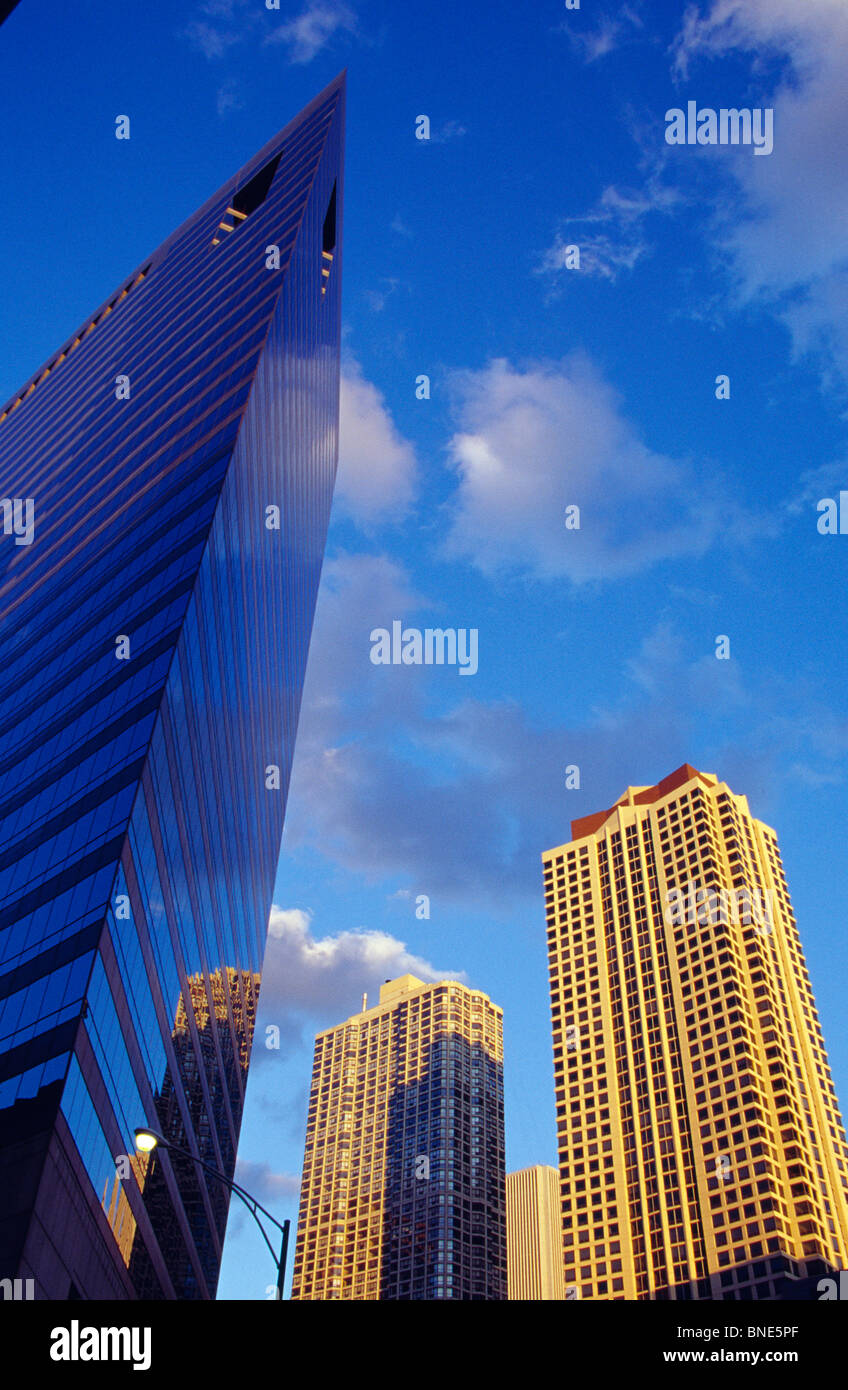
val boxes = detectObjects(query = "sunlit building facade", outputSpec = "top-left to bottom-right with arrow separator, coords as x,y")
292,975 -> 506,1300
506,1164 -> 566,1300
0,74 -> 345,1298
543,763 -> 848,1301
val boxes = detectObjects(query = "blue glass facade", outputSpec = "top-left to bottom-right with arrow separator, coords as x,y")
0,73 -> 344,1298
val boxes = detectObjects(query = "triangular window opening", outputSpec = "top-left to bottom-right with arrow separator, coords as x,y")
212,153 -> 281,247
321,183 -> 337,295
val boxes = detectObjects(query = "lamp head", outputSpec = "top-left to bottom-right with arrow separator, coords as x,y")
134,1126 -> 166,1154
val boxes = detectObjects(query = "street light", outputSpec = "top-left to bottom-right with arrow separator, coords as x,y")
133,1126 -> 290,1301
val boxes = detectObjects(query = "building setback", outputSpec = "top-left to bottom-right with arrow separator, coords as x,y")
543,764 -> 848,1301
506,1165 -> 566,1300
292,975 -> 507,1300
0,74 -> 345,1298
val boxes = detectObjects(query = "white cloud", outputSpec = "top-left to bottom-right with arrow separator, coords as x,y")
233,1159 -> 301,1203
185,0 -> 355,66
259,906 -> 463,1020
672,0 -> 828,82
184,0 -> 256,57
284,536 -> 846,901
623,620 -> 747,709
441,356 -> 734,582
671,0 -> 848,382
363,277 -> 400,313
540,178 -> 681,284
272,370 -> 835,908
265,1 -> 356,63
336,360 -> 417,523
782,459 -> 848,519
285,634 -> 752,901
567,3 -> 644,63
185,20 -> 243,58
789,762 -> 845,788
284,548 -> 709,900
540,229 -> 646,282
294,551 -> 426,712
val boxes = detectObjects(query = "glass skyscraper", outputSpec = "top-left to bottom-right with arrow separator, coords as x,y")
0,72 -> 345,1299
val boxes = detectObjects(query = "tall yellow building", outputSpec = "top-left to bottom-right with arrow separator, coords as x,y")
543,764 -> 848,1301
506,1165 -> 566,1300
291,974 -> 506,1300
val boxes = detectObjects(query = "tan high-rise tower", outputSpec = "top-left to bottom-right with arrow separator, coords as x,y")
543,764 -> 848,1301
291,974 -> 506,1300
507,1165 -> 566,1299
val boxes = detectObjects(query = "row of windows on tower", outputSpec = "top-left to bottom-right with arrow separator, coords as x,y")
0,264 -> 151,424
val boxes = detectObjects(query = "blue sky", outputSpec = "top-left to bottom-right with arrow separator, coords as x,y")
3,0 -> 848,1299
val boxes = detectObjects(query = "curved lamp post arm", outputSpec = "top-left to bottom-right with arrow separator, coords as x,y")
135,1128 -> 289,1299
